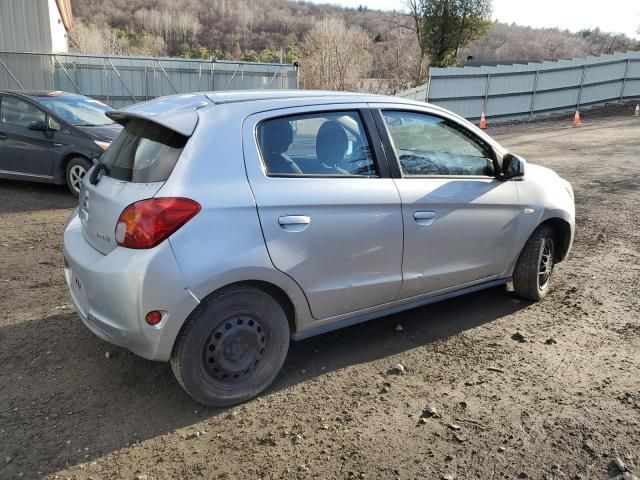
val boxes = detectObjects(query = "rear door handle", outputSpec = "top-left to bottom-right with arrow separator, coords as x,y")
413,211 -> 436,225
278,215 -> 311,232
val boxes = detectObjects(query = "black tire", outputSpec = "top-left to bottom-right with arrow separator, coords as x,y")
65,157 -> 92,196
513,225 -> 556,301
170,286 -> 290,407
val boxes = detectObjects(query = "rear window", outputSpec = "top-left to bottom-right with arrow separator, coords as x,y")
101,118 -> 187,183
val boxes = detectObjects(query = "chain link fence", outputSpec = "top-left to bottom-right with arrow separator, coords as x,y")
0,51 -> 299,108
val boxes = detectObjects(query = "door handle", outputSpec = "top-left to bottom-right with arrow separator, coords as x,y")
278,215 -> 311,232
0,132 -> 7,140
413,211 -> 436,225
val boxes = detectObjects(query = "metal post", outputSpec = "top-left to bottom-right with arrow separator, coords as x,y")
267,66 -> 280,88
0,55 -> 25,89
529,70 -> 540,121
425,75 -> 432,103
620,58 -> 630,101
107,58 -> 137,103
211,60 -> 215,91
144,66 -> 148,100
156,59 -> 178,94
73,61 -> 78,93
576,64 -> 587,110
482,73 -> 491,114
50,54 -> 55,90
103,57 -> 109,104
225,63 -> 241,90
53,55 -> 81,93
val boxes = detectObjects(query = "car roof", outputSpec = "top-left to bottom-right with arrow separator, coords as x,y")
110,90 -> 440,136
1,89 -> 69,97
204,89 -> 431,107
0,90 -> 81,100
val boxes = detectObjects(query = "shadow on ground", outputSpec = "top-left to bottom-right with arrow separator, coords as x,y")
0,179 -> 76,214
0,287 -> 526,478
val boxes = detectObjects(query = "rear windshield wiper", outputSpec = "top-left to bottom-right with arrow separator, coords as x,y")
89,158 -> 109,186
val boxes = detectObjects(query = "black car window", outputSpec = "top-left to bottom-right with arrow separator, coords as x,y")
0,97 -> 46,127
257,111 -> 377,177
36,96 -> 114,127
100,118 -> 187,183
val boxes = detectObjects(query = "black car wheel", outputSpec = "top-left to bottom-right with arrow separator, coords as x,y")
170,286 -> 290,407
65,157 -> 92,196
513,225 -> 556,301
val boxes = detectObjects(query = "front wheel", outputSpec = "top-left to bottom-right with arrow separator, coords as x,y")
513,225 -> 556,301
170,286 -> 290,407
65,157 -> 92,196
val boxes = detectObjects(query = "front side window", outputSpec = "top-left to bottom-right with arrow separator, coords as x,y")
0,97 -> 46,127
383,111 -> 494,177
99,118 -> 187,183
257,111 -> 377,177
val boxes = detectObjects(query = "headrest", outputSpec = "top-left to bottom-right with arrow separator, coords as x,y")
261,118 -> 293,155
316,121 -> 348,165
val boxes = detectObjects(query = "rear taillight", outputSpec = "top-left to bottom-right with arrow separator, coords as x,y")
115,197 -> 201,249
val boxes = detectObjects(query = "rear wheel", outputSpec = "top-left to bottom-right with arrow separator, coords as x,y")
170,286 -> 290,407
513,225 -> 555,301
65,157 -> 91,196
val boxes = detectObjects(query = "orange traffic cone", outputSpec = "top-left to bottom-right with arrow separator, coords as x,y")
572,110 -> 582,126
479,111 -> 487,129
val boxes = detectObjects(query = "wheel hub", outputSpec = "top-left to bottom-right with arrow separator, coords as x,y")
69,165 -> 86,192
538,239 -> 554,288
203,316 -> 266,382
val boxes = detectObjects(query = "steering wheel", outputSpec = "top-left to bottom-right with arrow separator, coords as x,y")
343,145 -> 374,175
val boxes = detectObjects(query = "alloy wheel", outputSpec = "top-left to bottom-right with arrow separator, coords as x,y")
538,238 -> 554,289
69,164 -> 87,193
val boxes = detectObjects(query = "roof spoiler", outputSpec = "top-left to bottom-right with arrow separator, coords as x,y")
105,94 -> 212,136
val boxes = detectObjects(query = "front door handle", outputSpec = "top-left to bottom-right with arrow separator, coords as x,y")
278,215 -> 311,232
413,211 -> 436,225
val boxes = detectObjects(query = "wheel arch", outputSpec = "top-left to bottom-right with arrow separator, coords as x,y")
56,152 -> 92,183
219,280 -> 297,334
178,278 -> 300,345
537,217 -> 572,262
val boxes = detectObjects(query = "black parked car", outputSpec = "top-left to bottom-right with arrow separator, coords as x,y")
0,90 -> 122,195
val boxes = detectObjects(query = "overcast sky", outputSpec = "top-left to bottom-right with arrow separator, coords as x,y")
307,0 -> 640,39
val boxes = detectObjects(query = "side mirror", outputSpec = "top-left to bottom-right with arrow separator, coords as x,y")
502,153 -> 526,179
27,120 -> 48,132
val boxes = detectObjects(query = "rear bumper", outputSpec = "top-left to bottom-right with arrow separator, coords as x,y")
63,212 -> 199,361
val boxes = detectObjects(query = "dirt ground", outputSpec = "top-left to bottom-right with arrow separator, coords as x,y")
0,113 -> 638,480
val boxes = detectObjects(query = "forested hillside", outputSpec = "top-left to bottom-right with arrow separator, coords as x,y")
69,0 -> 639,92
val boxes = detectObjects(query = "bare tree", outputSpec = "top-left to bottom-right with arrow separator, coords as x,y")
580,28 -> 635,55
68,22 -> 130,55
404,0 -> 428,82
368,28 -> 423,94
300,18 -> 372,91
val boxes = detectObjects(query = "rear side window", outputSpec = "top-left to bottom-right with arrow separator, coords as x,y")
100,119 -> 187,183
257,111 -> 377,177
0,96 -> 46,127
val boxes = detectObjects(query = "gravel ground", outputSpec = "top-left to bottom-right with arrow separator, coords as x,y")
0,113 -> 638,480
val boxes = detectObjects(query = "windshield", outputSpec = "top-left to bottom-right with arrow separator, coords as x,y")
36,96 -> 115,127
99,118 -> 188,183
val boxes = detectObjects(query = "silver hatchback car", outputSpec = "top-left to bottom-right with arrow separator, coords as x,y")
63,91 -> 575,406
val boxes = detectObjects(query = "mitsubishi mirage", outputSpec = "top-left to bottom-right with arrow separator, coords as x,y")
63,91 -> 575,406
